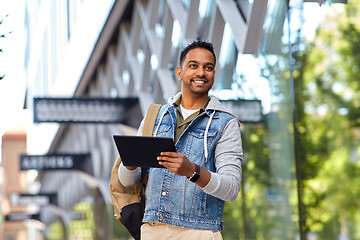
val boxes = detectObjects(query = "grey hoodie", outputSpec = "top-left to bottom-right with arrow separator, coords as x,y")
119,93 -> 243,202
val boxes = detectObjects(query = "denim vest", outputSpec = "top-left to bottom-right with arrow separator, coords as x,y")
142,104 -> 235,231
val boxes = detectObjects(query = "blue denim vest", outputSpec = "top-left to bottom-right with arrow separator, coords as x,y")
142,104 -> 235,231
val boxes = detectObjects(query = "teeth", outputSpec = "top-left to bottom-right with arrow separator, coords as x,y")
194,80 -> 205,84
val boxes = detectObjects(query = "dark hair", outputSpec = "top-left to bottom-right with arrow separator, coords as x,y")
179,40 -> 216,67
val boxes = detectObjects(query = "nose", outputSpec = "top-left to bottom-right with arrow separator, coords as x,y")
196,67 -> 205,77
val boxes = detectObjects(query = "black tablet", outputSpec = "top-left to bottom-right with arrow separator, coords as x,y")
113,135 -> 177,168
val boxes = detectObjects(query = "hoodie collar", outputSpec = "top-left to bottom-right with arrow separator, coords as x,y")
168,92 -> 233,116
173,95 -> 210,114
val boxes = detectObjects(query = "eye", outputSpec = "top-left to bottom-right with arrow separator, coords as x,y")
205,65 -> 214,71
189,64 -> 197,68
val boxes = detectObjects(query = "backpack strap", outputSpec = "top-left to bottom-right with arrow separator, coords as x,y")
142,104 -> 162,136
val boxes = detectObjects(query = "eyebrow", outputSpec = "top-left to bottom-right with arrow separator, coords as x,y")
186,60 -> 214,66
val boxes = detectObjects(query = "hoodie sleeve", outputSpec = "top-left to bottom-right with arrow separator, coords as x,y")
117,119 -> 144,187
118,161 -> 142,187
201,118 -> 243,202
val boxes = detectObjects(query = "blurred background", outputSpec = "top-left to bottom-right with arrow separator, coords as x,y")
0,0 -> 359,239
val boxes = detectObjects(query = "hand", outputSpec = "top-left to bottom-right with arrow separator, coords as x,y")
125,166 -> 137,170
157,151 -> 195,178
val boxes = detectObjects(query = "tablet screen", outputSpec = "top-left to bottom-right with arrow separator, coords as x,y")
113,135 -> 176,168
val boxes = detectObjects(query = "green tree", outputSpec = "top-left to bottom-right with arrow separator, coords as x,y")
242,124 -> 272,240
291,1 -> 360,238
223,124 -> 270,240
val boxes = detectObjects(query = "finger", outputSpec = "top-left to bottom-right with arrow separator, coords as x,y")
157,155 -> 176,163
158,159 -> 176,170
160,151 -> 181,157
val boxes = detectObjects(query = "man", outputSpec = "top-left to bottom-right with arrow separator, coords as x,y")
118,40 -> 243,240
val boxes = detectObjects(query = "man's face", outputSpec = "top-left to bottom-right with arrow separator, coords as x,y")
176,48 -> 215,97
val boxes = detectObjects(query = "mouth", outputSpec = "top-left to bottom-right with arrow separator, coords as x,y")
192,79 -> 207,84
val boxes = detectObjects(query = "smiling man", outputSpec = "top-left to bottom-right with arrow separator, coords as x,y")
118,40 -> 243,240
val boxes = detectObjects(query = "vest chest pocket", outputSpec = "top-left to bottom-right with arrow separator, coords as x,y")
154,123 -> 172,136
187,129 -> 217,157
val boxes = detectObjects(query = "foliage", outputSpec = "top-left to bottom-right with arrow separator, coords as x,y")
223,2 -> 360,239
67,202 -> 96,239
291,1 -> 360,238
223,124 -> 271,240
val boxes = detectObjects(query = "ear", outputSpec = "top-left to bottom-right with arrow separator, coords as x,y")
176,67 -> 182,81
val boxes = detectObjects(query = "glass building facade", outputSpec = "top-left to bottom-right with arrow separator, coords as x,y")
218,1 -> 299,239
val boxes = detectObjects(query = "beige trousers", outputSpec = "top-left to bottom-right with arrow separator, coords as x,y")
140,222 -> 223,240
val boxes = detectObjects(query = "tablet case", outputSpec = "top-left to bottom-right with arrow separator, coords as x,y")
113,135 -> 176,168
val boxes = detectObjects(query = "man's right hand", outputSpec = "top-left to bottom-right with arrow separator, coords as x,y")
126,166 -> 137,170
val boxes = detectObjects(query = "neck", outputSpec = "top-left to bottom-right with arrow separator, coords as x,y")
180,93 -> 208,110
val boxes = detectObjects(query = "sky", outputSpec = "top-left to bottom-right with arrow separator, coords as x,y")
0,0 -> 28,133
0,0 -> 29,161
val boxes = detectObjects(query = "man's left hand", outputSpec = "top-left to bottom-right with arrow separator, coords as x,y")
157,151 -> 195,178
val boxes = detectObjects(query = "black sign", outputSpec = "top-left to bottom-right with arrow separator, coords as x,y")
221,99 -> 262,123
20,153 -> 93,175
33,97 -> 142,128
5,213 -> 40,221
10,193 -> 58,207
